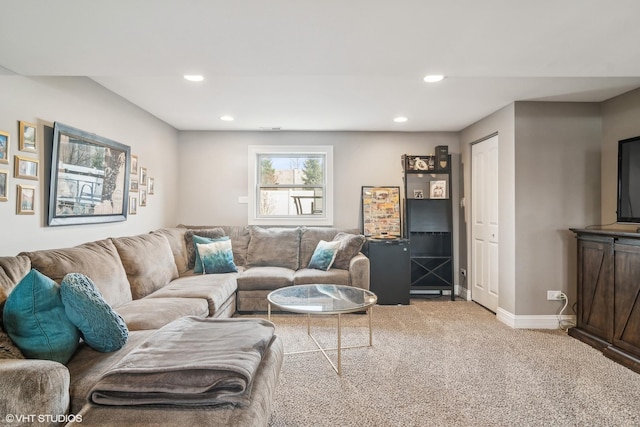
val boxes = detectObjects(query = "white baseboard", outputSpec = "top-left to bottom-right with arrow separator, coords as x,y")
496,307 -> 576,329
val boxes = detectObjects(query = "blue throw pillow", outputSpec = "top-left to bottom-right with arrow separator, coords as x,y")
192,235 -> 231,274
196,239 -> 238,274
3,269 -> 80,364
60,273 -> 128,353
308,240 -> 340,271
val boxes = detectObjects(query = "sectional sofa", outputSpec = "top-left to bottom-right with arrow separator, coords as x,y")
0,225 -> 369,426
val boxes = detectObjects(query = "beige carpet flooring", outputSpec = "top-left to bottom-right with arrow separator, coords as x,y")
253,300 -> 640,427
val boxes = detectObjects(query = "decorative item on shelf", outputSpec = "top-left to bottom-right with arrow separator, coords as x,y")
0,130 -> 9,164
17,184 -> 35,214
48,122 -> 131,226
430,180 -> 447,199
404,154 -> 435,172
147,177 -> 154,195
413,189 -> 424,199
0,170 -> 7,201
14,155 -> 39,180
19,121 -> 37,153
361,186 -> 401,237
435,145 -> 449,171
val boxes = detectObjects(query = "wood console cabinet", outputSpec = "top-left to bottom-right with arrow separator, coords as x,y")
570,228 -> 640,374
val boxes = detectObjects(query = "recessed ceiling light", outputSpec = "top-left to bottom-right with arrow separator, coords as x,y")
394,116 -> 408,123
423,74 -> 445,83
184,74 -> 204,82
220,115 -> 234,121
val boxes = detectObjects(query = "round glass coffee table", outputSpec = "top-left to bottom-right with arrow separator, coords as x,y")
267,284 -> 377,375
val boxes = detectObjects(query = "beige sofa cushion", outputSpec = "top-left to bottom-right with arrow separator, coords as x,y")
0,256 -> 31,319
112,233 -> 179,300
293,268 -> 350,286
332,232 -> 366,270
114,298 -> 209,331
152,228 -> 190,275
148,272 -> 238,317
21,239 -> 132,308
237,266 -> 295,291
246,226 -> 301,270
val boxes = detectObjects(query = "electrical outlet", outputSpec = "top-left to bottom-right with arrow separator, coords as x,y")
460,269 -> 467,277
547,290 -> 563,301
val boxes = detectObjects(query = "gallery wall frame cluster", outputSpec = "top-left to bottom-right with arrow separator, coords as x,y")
1,119 -> 157,222
0,121 -> 39,214
127,153 -> 155,216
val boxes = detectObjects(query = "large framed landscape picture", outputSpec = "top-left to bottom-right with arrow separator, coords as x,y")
48,122 -> 131,226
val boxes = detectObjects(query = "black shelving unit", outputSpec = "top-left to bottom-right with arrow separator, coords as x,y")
403,153 -> 454,300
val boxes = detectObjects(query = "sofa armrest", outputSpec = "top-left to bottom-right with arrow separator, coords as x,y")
349,253 -> 370,290
0,359 -> 70,425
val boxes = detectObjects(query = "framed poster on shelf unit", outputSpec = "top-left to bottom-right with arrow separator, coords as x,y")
361,186 -> 401,237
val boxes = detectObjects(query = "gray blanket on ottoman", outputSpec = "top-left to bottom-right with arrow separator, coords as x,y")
89,316 -> 275,407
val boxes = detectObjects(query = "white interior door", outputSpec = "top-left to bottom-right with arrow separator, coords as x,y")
471,135 -> 499,312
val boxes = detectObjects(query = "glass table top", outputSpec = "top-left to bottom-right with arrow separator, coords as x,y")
267,284 -> 377,314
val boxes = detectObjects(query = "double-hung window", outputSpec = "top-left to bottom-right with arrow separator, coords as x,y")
248,145 -> 333,226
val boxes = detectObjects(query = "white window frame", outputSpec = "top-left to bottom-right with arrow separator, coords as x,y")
248,145 -> 334,226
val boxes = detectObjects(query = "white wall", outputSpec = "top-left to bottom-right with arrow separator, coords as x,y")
0,76 -> 179,256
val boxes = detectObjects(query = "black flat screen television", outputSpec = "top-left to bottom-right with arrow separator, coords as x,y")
617,136 -> 640,223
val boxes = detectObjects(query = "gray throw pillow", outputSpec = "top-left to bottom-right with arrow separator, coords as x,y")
184,228 -> 226,269
246,226 -> 301,270
332,232 -> 366,270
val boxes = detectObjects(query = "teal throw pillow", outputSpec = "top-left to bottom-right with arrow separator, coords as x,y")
3,269 -> 80,364
308,240 -> 340,271
196,239 -> 238,274
192,235 -> 231,274
61,273 -> 128,353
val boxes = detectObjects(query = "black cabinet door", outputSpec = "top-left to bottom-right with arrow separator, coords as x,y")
367,240 -> 411,305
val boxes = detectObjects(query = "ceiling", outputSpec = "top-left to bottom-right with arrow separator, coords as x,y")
2,1 -> 640,132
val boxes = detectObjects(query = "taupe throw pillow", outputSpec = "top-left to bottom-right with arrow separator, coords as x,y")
246,226 -> 301,270
332,232 -> 366,270
184,228 -> 226,269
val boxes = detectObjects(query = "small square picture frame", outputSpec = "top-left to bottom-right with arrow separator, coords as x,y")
14,155 -> 39,180
19,121 -> 37,153
17,184 -> 35,214
0,130 -> 9,164
413,189 -> 424,199
0,170 -> 8,201
130,176 -> 139,192
429,180 -> 447,199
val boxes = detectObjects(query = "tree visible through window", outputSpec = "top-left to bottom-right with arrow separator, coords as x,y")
249,146 -> 333,225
